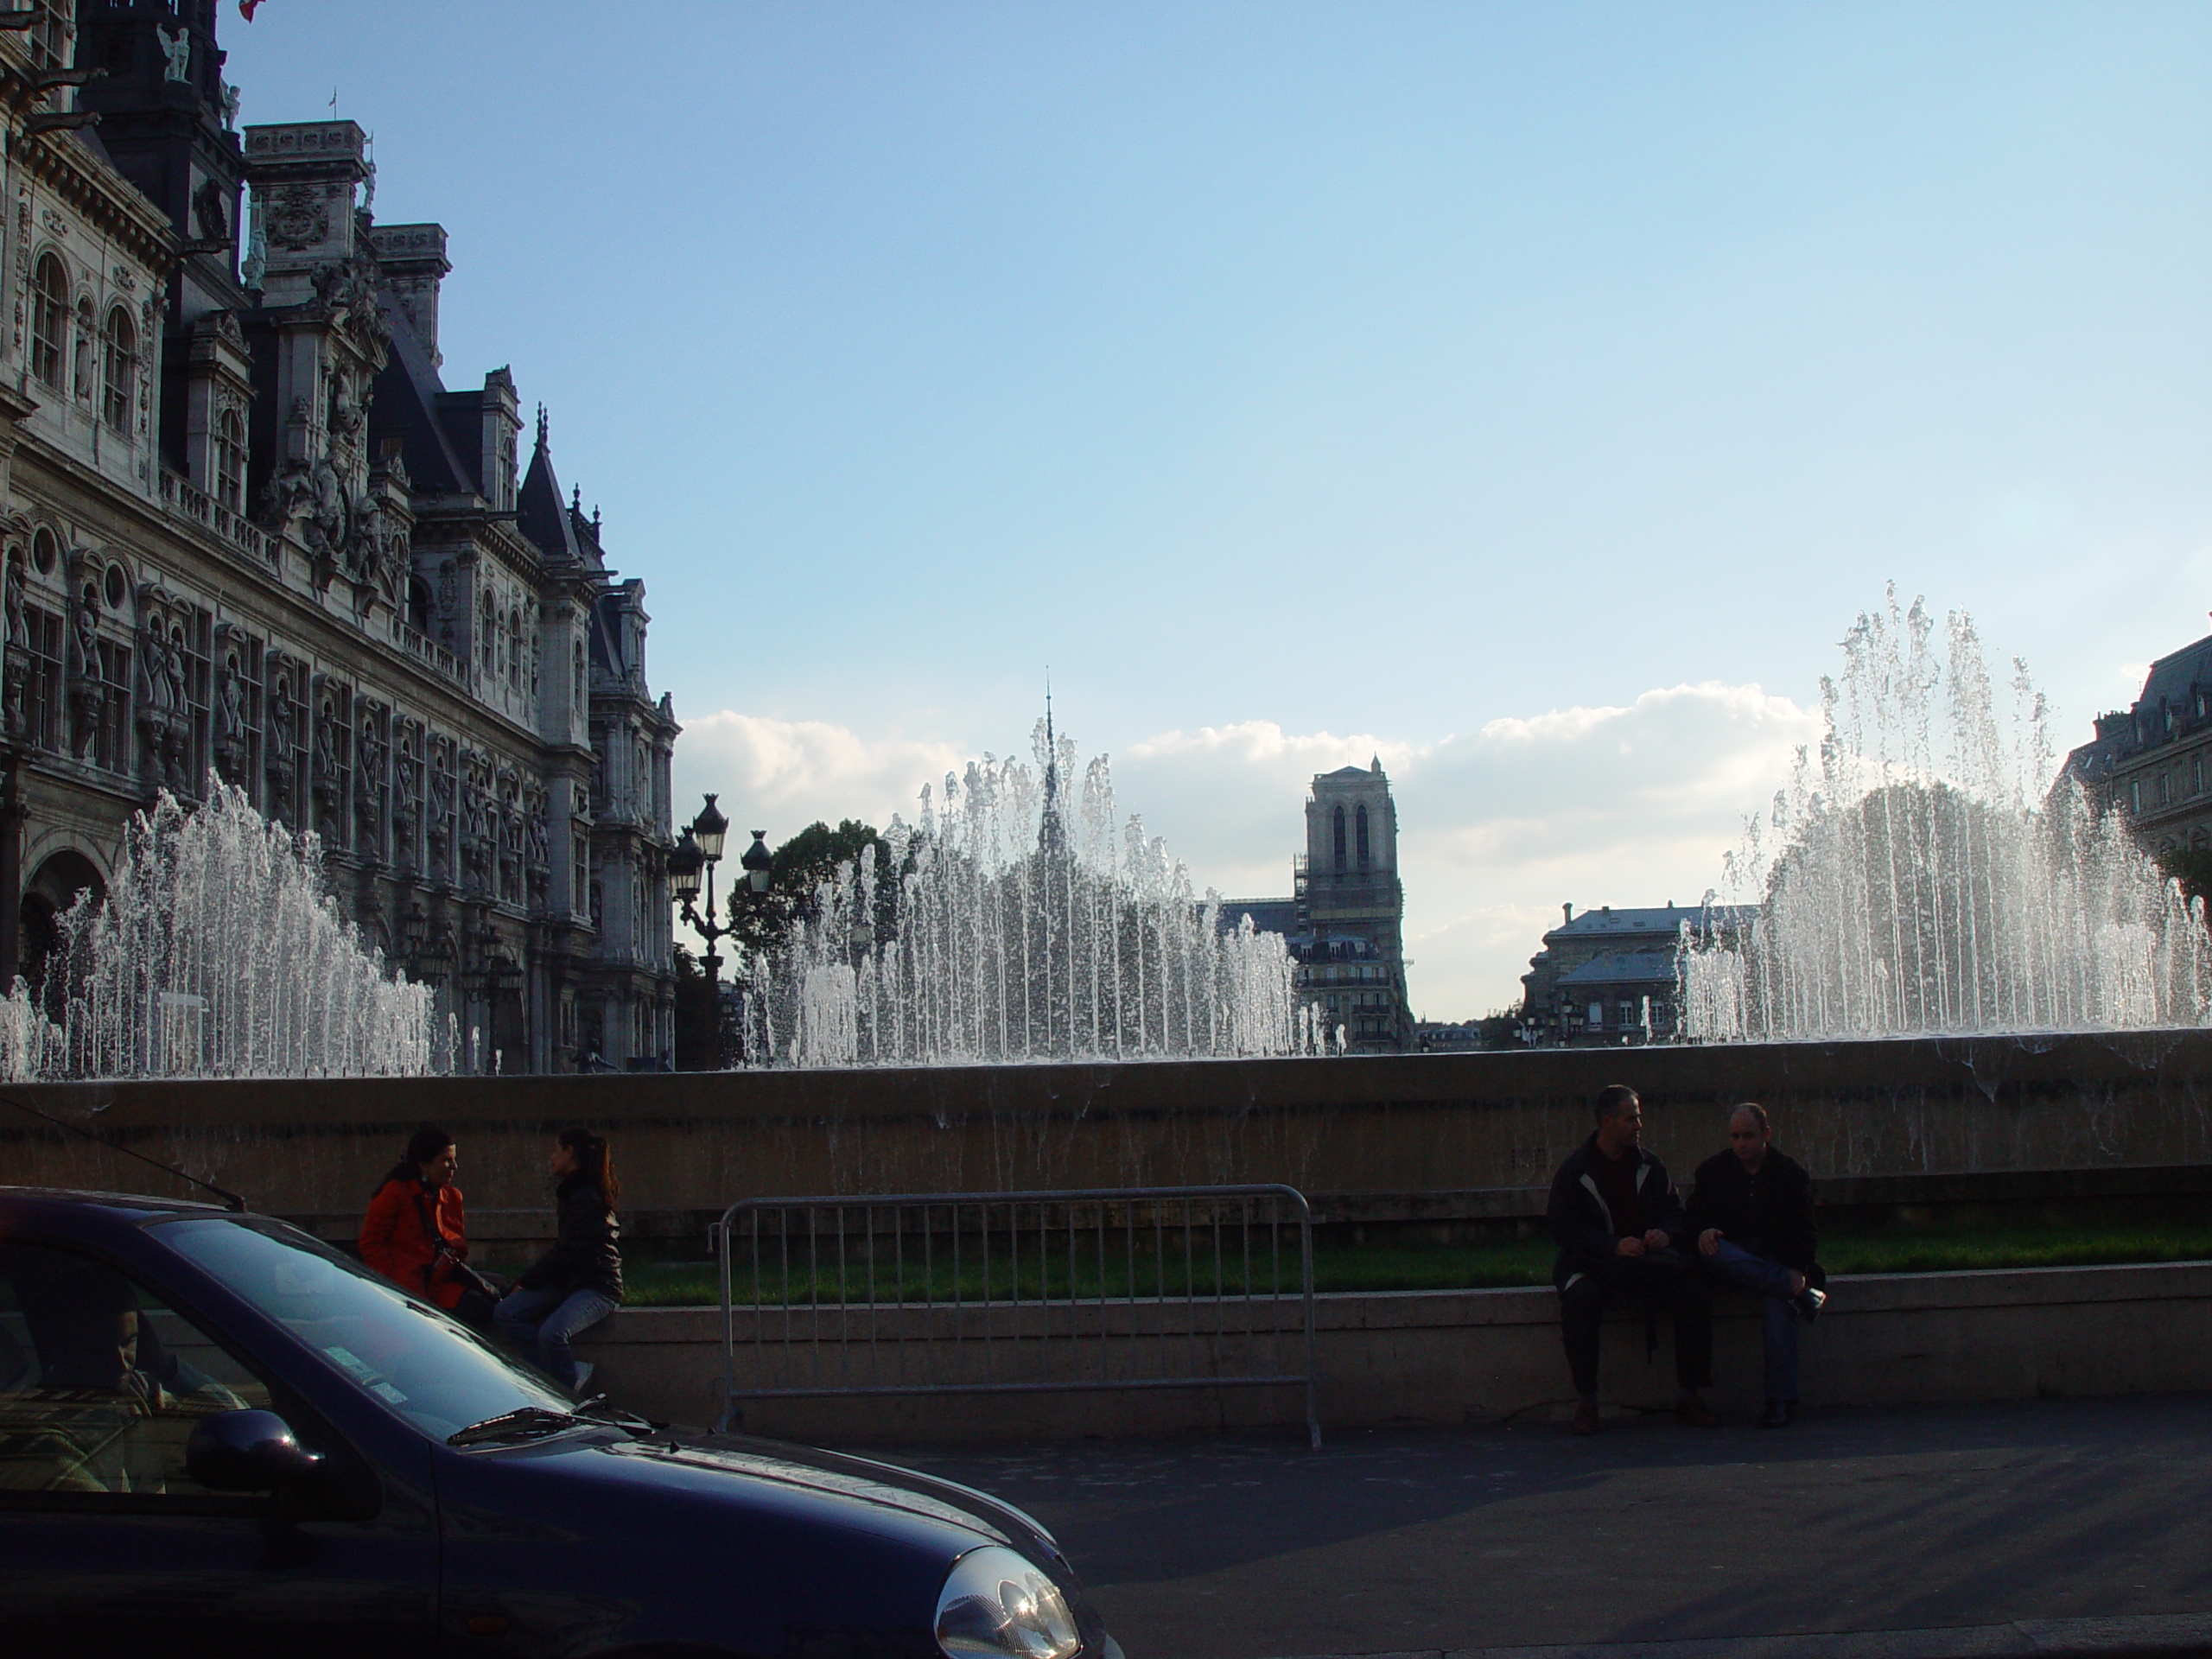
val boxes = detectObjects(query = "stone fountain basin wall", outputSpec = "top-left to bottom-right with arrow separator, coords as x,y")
0,1029 -> 2205,1227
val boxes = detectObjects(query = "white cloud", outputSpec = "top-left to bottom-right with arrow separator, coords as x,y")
1118,683 -> 1818,1018
674,683 -> 1818,1020
673,711 -> 965,835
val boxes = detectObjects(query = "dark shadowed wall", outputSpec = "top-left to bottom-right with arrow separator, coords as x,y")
1,1031 -> 2206,1232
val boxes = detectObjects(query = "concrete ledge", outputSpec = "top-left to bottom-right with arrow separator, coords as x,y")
575,1258 -> 2212,1440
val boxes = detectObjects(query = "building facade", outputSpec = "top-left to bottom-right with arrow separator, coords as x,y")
2060,632 -> 2212,860
1517,901 -> 1756,1046
0,2 -> 676,1071
1219,759 -> 1414,1053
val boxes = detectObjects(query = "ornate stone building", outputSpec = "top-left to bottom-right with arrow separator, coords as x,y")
1219,760 -> 1414,1053
2059,631 -> 2212,861
0,2 -> 677,1071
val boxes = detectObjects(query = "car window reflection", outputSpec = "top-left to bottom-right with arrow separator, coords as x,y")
0,1243 -> 264,1497
151,1217 -> 572,1440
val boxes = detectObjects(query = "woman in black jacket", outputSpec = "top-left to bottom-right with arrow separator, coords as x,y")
493,1128 -> 624,1396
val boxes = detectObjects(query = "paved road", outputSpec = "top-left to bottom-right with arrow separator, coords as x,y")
872,1395 -> 2212,1659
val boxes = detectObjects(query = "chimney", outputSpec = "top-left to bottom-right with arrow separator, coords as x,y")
369,224 -> 451,367
1562,902 -> 1573,924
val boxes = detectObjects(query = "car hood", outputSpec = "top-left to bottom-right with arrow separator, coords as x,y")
611,1430 -> 1073,1565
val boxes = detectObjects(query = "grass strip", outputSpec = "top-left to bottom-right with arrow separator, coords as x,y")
610,1225 -> 2212,1307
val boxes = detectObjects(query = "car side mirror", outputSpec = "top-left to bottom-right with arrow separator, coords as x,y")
186,1408 -> 325,1492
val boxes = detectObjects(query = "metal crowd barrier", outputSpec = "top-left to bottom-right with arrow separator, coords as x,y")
712,1185 -> 1319,1446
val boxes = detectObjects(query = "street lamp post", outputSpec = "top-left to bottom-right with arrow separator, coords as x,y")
670,794 -> 772,1066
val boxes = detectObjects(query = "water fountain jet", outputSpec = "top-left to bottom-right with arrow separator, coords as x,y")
744,715 -> 1324,1066
0,778 -> 440,1080
1679,590 -> 2211,1041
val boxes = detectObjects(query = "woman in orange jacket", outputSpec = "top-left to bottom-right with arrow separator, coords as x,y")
359,1125 -> 496,1331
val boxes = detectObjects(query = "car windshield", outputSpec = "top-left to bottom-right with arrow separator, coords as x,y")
151,1217 -> 575,1441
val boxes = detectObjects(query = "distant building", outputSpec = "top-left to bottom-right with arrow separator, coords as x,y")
2060,632 -> 2212,859
1414,1019 -> 1481,1053
1518,901 -> 1757,1046
1217,758 -> 1413,1052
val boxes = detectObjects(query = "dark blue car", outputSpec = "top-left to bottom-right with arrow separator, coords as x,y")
0,1185 -> 1122,1659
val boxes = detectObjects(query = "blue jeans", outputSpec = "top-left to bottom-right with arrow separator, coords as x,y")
494,1285 -> 618,1389
1701,1240 -> 1801,1403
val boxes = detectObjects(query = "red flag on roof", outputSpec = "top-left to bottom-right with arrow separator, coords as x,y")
240,0 -> 264,19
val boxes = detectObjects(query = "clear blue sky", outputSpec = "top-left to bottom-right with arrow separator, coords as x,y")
225,3 -> 2212,1015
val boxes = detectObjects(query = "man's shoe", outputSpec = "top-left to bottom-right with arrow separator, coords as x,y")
1796,1286 -> 1827,1325
1757,1399 -> 1796,1429
1675,1397 -> 1719,1428
567,1361 -> 596,1400
1571,1402 -> 1602,1436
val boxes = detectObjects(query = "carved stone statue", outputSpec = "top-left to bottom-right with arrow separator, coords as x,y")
264,679 -> 296,817
215,663 -> 243,736
258,460 -> 315,532
428,760 -> 452,853
240,224 -> 267,292
155,24 -> 191,83
3,556 -> 25,740
213,662 -> 245,780
137,625 -> 170,715
192,177 -> 228,245
162,634 -> 186,717
67,607 -> 103,760
525,802 -> 550,870
220,82 -> 241,130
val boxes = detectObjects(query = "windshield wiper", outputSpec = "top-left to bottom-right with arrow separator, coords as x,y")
446,1406 -> 590,1447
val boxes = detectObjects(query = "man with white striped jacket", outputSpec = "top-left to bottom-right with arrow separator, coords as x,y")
1547,1084 -> 1717,1436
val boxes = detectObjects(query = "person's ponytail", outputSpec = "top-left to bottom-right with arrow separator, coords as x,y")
557,1126 -> 620,1211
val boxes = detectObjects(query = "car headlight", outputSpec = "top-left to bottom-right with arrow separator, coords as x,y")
935,1545 -> 1084,1659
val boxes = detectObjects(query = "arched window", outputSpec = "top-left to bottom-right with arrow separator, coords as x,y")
574,639 -> 587,712
479,590 -> 496,674
1332,804 -> 1346,872
72,297 -> 92,400
29,253 -> 67,391
214,407 -> 245,512
507,608 -> 523,692
100,306 -> 135,435
1356,803 -> 1370,868
407,575 -> 431,634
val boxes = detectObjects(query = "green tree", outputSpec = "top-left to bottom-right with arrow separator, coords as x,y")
728,818 -> 902,959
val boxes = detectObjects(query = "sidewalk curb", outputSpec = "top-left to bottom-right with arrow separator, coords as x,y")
1268,1611 -> 2212,1659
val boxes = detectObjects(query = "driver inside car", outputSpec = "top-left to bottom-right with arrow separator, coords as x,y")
0,1252 -> 244,1493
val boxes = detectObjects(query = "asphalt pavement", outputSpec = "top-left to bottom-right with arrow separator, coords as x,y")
870,1394 -> 2212,1659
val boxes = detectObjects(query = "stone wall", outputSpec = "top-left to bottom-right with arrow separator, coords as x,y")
583,1261 -> 2212,1439
1,1028 -> 2207,1224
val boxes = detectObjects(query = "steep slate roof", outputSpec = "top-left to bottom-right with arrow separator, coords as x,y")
1216,898 -> 1300,938
517,423 -> 601,569
2134,636 -> 2212,713
1556,950 -> 1681,988
369,303 -> 480,498
1546,904 -> 1758,942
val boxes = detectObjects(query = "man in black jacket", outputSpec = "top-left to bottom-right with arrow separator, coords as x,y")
1688,1102 -> 1824,1428
1548,1084 -> 1715,1436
